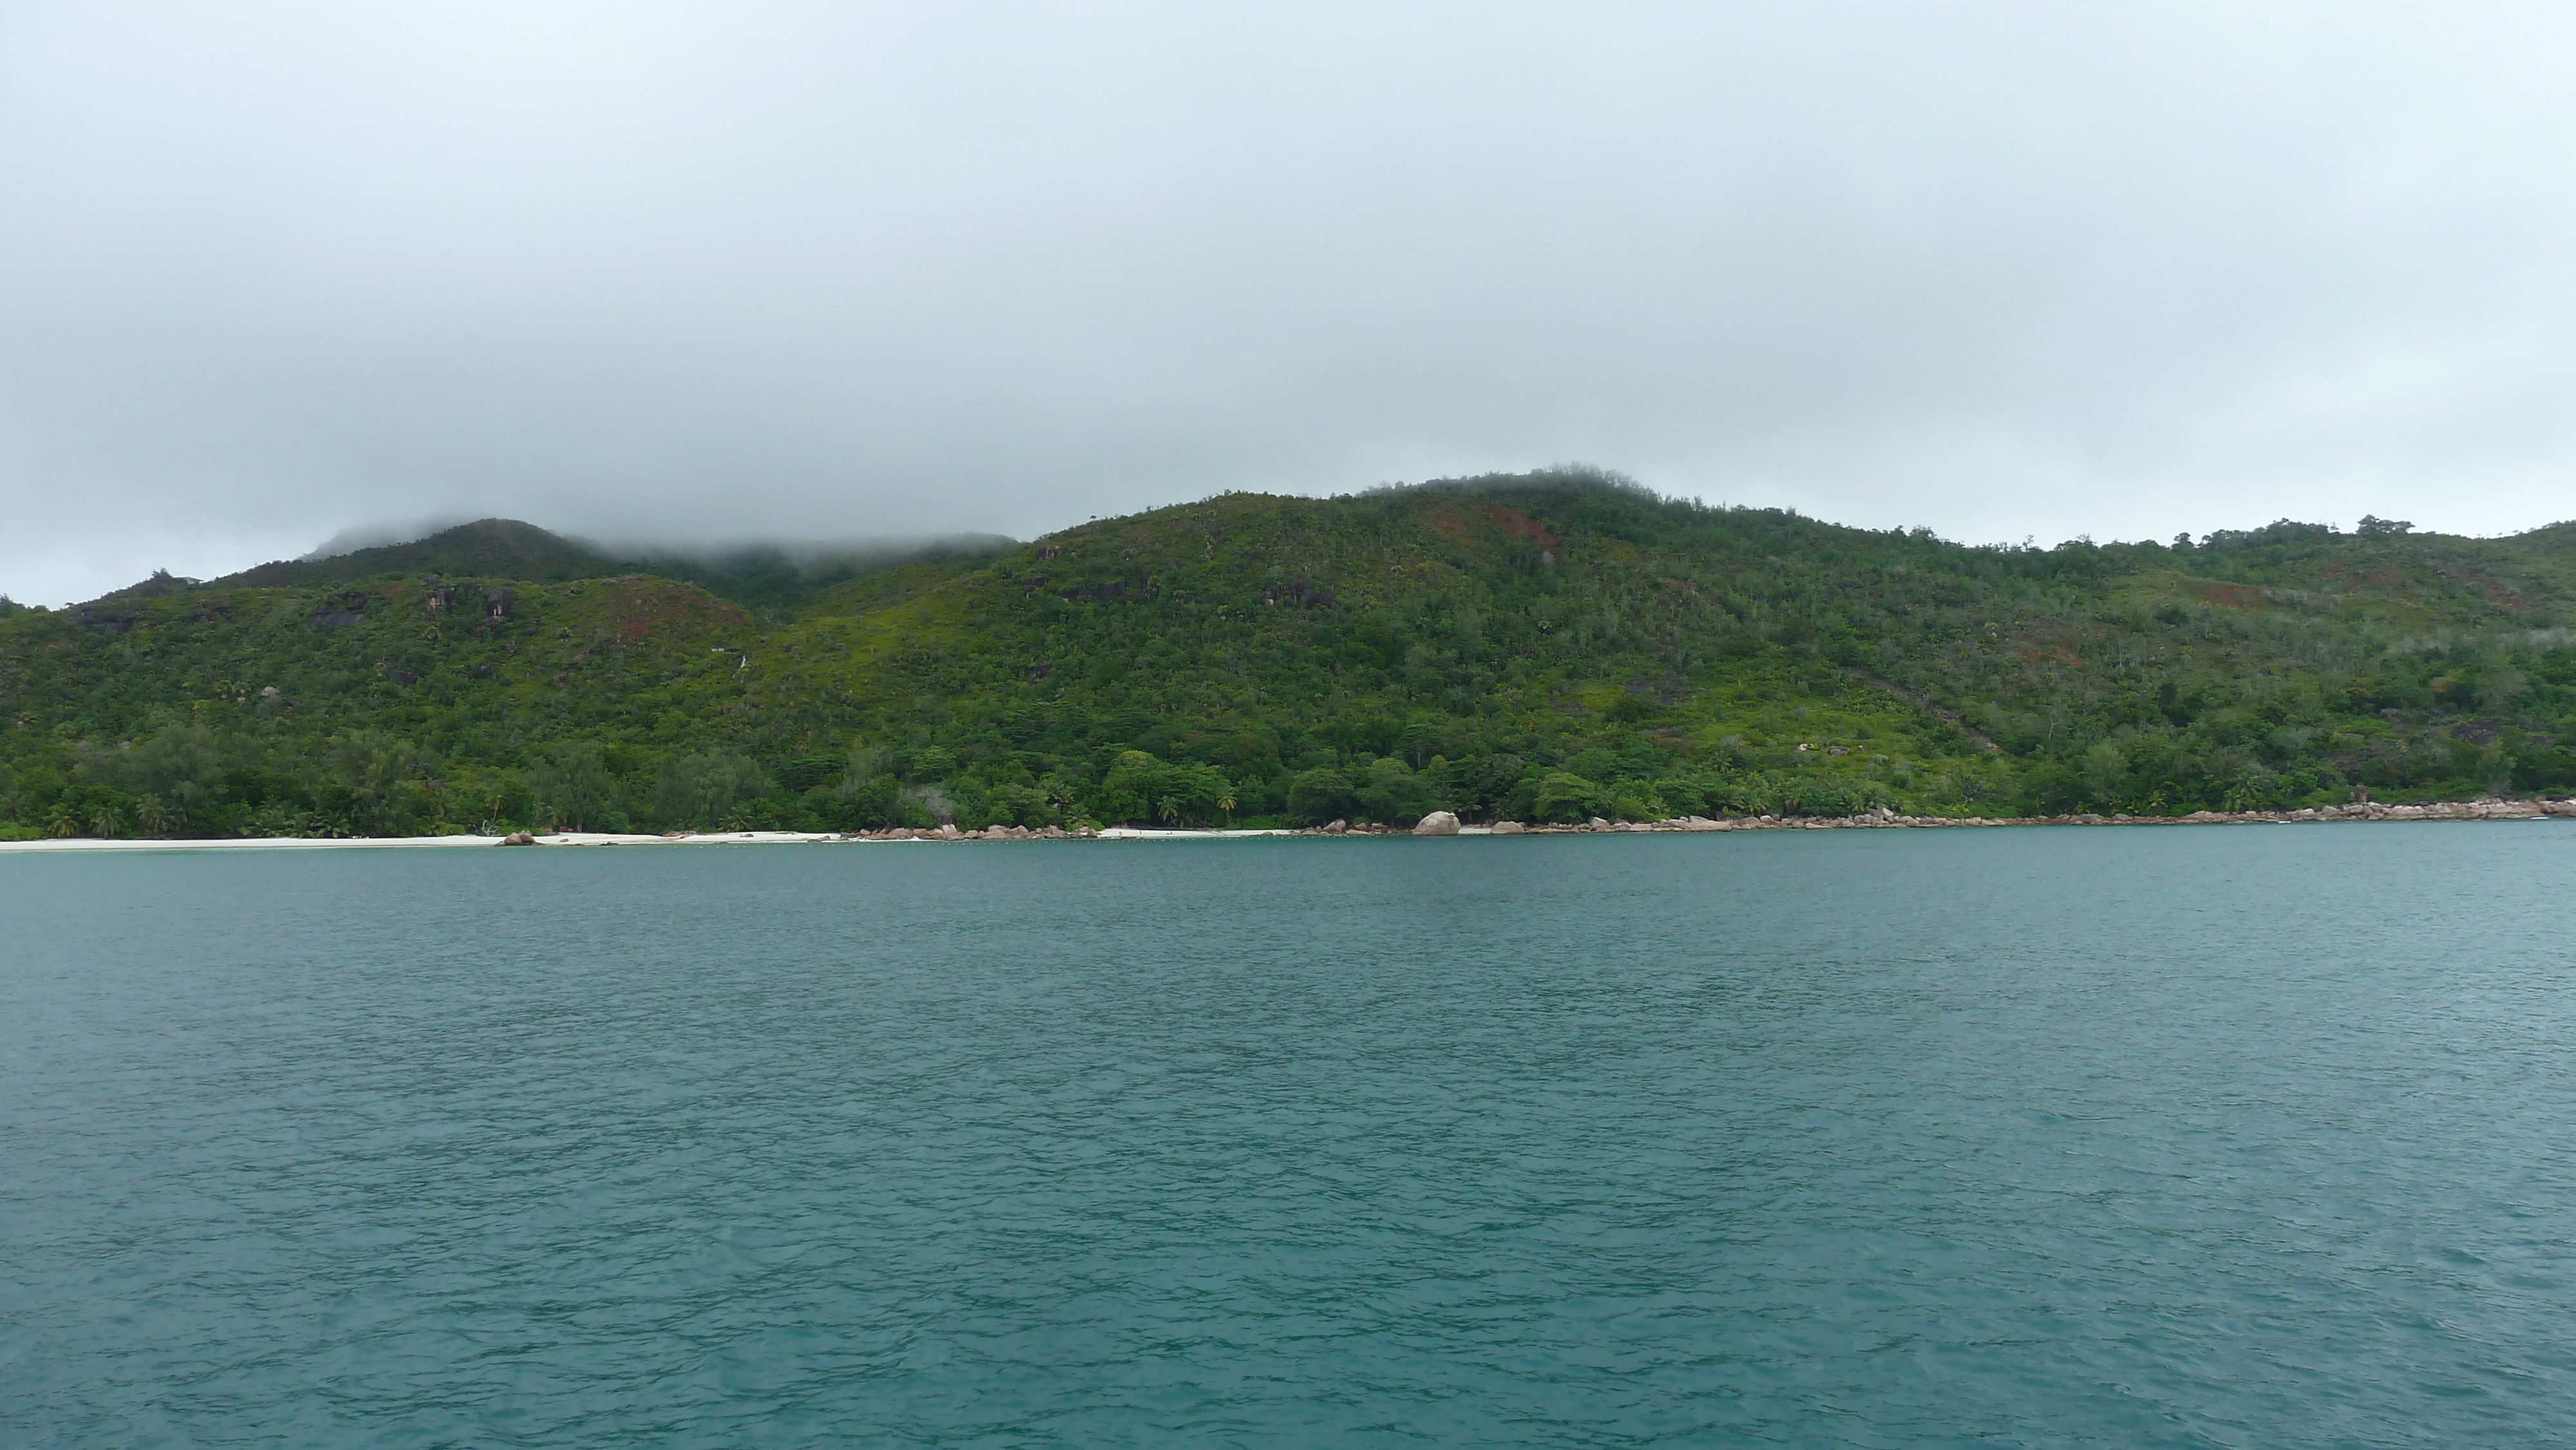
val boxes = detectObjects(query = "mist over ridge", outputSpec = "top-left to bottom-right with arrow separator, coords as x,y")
161,515 -> 1023,619
302,518 -> 1021,572
7,4 -> 2576,604
27,456 -> 2576,616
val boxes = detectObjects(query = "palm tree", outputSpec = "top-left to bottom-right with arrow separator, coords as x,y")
1157,796 -> 1183,827
1217,789 -> 1237,826
48,808 -> 77,838
89,804 -> 123,839
136,797 -> 173,837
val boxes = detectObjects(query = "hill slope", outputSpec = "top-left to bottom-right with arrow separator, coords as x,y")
6,469 -> 2576,838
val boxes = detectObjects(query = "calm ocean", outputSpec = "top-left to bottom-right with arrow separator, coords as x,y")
5,827 -> 2572,1446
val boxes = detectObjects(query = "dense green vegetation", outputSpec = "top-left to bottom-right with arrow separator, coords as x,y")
8,469 -> 2576,839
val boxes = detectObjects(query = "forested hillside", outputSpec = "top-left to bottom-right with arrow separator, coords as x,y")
7,469 -> 2576,838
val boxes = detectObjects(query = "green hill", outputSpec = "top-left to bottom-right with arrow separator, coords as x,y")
202,518 -> 1018,616
7,468 -> 2576,839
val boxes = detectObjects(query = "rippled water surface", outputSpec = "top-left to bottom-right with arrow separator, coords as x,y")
6,827 -> 2575,1446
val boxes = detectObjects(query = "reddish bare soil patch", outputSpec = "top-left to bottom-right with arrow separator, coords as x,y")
2186,581 -> 2266,609
605,579 -> 747,641
1427,501 -> 1561,554
2445,567 -> 2527,610
2016,646 -> 2085,668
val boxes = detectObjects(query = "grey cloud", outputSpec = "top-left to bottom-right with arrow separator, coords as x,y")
3,1 -> 2573,603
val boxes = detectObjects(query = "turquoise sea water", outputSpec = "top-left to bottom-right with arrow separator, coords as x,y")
5,827 -> 2573,1446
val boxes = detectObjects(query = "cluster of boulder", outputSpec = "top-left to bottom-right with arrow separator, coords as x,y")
496,797 -> 2576,847
1309,817 -> 1434,836
2167,798 -> 2576,824
846,823 -> 1099,841
1391,797 -> 2576,834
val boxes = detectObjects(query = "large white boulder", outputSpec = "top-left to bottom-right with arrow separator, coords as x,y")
1412,811 -> 1461,836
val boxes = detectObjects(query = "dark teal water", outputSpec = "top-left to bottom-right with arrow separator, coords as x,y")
5,828 -> 2573,1447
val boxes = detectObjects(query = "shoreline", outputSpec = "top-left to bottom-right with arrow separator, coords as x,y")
3,797 -> 2571,852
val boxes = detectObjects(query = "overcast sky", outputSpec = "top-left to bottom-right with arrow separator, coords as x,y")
3,2 -> 2571,603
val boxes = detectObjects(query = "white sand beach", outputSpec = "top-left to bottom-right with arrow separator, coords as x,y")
0,827 -> 1317,852
0,830 -> 843,853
